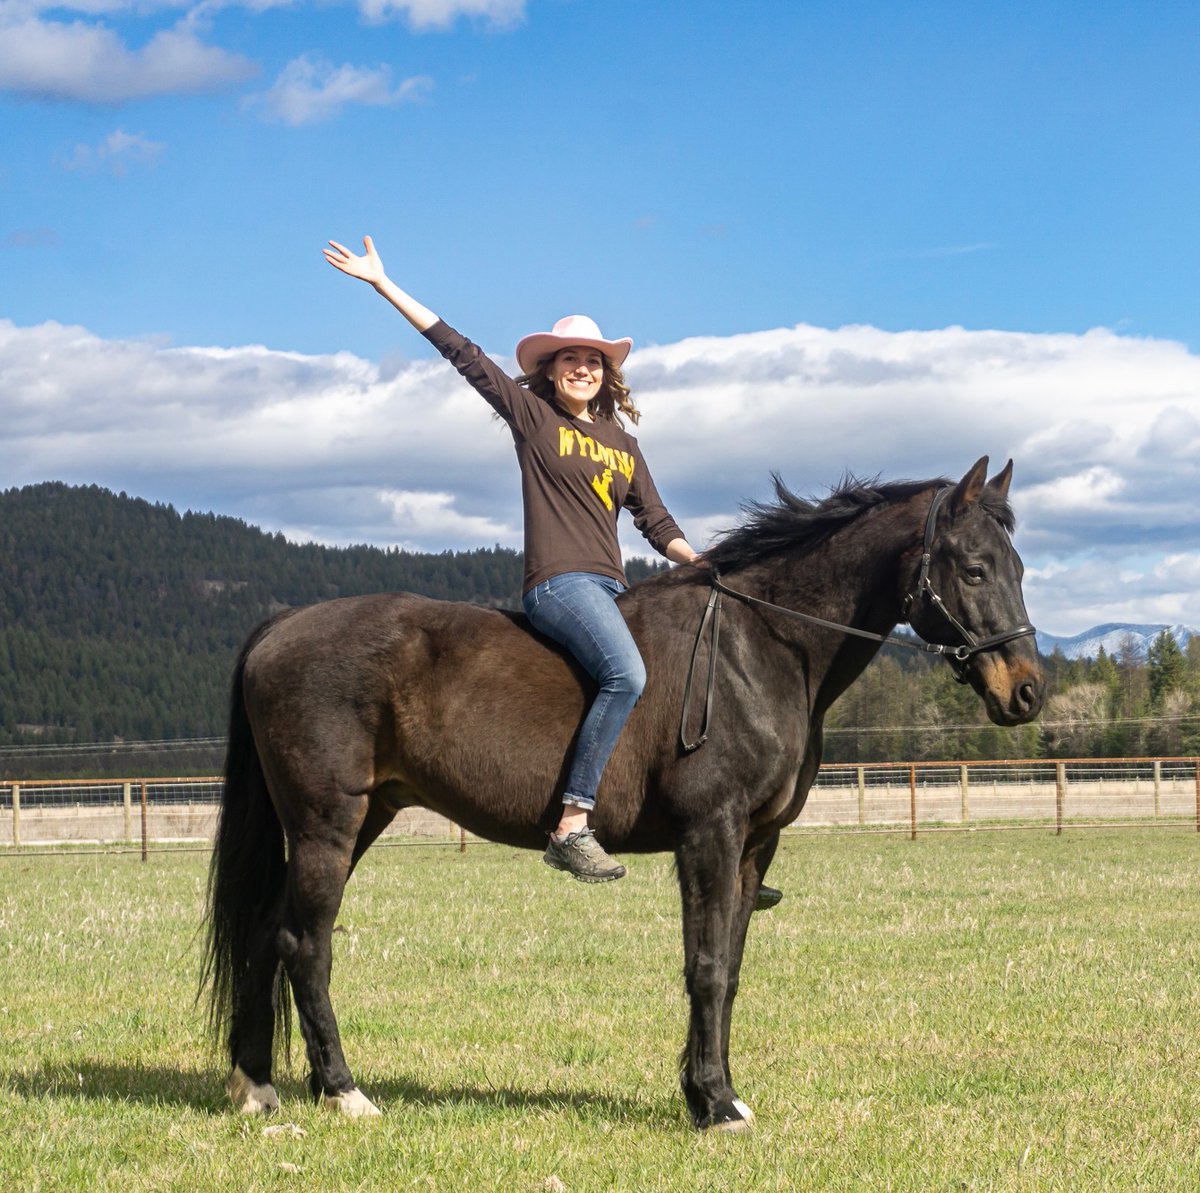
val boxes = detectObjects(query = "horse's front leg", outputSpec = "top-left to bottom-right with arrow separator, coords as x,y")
718,832 -> 781,1126
676,814 -> 749,1132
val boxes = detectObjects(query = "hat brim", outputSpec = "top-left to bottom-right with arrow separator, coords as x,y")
515,332 -> 633,376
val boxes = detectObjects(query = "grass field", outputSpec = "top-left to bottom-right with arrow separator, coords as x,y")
3,829 -> 1200,1191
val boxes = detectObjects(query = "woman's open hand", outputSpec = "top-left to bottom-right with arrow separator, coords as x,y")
323,235 -> 439,332
324,235 -> 385,286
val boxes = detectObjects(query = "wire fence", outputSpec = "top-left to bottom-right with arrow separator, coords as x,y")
2,756 -> 1198,857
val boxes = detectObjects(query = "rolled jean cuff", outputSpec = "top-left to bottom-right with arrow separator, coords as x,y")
562,792 -> 596,812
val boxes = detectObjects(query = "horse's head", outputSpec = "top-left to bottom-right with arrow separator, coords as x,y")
903,457 -> 1045,726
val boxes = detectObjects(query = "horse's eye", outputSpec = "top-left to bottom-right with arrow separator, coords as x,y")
965,565 -> 986,582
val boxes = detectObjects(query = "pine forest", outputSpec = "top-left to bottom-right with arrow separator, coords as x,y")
2,482 -> 1198,777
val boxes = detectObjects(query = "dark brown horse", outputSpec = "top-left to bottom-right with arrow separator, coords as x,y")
202,456 -> 1044,1130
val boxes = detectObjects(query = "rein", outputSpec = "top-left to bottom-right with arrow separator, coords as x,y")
679,487 -> 1037,752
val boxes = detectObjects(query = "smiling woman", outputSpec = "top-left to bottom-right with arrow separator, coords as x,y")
323,235 -> 703,882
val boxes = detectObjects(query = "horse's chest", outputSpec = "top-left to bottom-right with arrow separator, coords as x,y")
742,759 -> 802,828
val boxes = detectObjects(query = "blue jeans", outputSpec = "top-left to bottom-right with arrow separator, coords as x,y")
522,572 -> 647,812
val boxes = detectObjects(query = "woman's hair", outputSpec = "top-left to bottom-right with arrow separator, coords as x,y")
517,352 -> 641,426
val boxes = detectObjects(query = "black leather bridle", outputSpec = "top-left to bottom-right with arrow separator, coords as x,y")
899,485 -> 1038,665
680,486 -> 1037,751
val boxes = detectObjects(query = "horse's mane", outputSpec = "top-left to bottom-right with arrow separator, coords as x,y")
703,474 -> 1015,573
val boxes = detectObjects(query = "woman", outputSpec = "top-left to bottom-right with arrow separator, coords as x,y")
324,235 -> 703,883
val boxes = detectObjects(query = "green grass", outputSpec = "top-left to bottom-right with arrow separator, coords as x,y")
3,830 -> 1200,1190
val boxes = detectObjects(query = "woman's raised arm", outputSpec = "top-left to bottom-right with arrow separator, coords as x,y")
323,235 -> 440,333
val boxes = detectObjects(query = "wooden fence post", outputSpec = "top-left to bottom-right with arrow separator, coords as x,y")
140,782 -> 149,862
909,764 -> 917,840
1055,762 -> 1066,836
1194,760 -> 1200,834
1153,760 -> 1161,819
123,781 -> 133,842
857,766 -> 866,825
960,764 -> 969,823
11,783 -> 19,848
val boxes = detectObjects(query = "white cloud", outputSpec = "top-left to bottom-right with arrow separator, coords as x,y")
0,15 -> 256,101
59,128 -> 166,174
2,316 -> 1199,634
249,54 -> 432,125
0,0 -> 515,106
356,0 -> 525,30
378,489 -> 516,545
5,0 -> 285,18
1021,466 -> 1125,513
0,318 -> 513,551
1025,552 -> 1200,633
235,484 -> 519,548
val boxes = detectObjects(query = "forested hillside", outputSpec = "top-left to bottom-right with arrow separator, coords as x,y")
0,482 -> 664,750
3,482 -> 1198,774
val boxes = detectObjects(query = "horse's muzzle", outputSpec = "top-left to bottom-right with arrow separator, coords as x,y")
973,653 -> 1046,726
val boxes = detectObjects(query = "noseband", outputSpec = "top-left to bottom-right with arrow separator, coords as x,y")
680,486 -> 1037,751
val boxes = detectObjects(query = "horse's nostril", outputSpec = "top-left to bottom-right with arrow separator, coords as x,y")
1016,681 -> 1038,713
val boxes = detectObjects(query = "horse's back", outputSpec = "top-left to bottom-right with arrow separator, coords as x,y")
253,589 -> 593,700
240,592 -> 597,843
236,578 -> 792,851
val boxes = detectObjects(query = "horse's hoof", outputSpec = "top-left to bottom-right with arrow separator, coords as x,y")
226,1065 -> 280,1115
322,1087 -> 381,1118
699,1099 -> 754,1133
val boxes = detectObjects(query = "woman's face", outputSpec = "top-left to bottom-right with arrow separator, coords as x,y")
547,345 -> 605,414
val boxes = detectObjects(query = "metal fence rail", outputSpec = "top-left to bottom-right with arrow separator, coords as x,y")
803,757 -> 1200,837
0,775 -> 461,855
3,757 -> 1199,855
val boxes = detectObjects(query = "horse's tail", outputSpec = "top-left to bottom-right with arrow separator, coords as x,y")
200,613 -> 294,1062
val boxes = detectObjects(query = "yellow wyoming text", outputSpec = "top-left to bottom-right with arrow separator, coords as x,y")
558,427 -> 635,481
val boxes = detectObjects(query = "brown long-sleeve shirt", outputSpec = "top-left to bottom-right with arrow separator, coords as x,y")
424,321 -> 684,593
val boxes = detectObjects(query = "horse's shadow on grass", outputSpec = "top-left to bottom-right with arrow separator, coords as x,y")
6,1062 -> 677,1127
5,1062 -> 217,1111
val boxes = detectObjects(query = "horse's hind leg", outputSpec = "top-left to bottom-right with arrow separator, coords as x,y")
226,887 -> 287,1114
276,797 -> 379,1117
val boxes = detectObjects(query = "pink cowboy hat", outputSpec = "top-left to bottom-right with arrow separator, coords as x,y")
515,315 -> 633,375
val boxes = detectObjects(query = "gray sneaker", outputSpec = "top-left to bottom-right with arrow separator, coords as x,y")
754,884 -> 783,912
543,827 -> 627,883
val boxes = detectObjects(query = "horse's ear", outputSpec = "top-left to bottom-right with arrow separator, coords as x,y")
987,458 -> 1014,501
949,455 -> 990,514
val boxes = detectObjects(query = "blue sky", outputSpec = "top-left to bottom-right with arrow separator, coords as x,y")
2,0 -> 1199,636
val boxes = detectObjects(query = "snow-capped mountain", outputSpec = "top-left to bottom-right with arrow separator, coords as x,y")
1036,623 -> 1195,661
